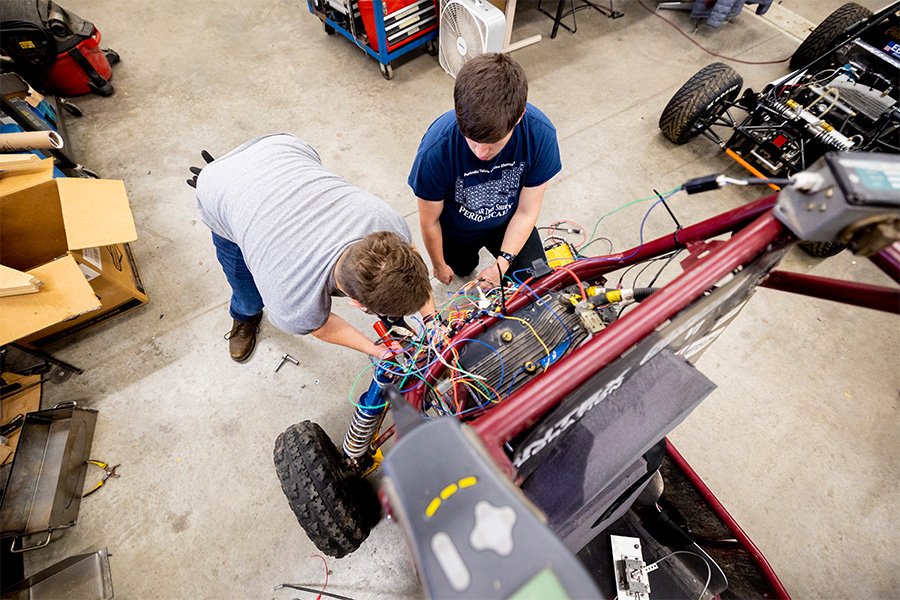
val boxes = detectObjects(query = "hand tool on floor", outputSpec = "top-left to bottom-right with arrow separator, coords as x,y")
275,353 -> 300,372
83,459 -> 120,498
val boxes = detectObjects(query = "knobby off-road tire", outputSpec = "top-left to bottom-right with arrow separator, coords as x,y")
789,3 -> 873,70
659,62 -> 743,145
274,420 -> 381,558
798,241 -> 845,258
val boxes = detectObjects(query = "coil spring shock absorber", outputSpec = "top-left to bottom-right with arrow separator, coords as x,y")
342,372 -> 390,460
342,321 -> 396,460
769,98 -> 854,151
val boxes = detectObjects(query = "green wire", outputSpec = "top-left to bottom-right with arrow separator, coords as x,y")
576,186 -> 682,258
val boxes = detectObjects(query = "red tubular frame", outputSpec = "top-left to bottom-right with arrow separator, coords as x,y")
390,192 -> 895,599
871,242 -> 900,284
471,210 -> 787,476
761,270 -> 900,313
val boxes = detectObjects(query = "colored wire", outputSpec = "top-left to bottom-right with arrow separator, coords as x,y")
554,265 -> 587,300
647,249 -> 682,288
276,584 -> 356,600
577,186 -> 682,258
496,315 -> 551,357
638,550 -> 717,600
634,0 -> 791,65
312,555 -> 328,600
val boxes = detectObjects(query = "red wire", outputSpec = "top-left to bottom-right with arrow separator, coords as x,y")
555,266 -> 587,300
311,554 -> 329,600
635,0 -> 792,65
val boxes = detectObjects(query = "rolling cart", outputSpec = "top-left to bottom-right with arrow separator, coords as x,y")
307,0 -> 439,80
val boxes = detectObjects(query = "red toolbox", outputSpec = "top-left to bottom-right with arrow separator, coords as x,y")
358,0 -> 438,52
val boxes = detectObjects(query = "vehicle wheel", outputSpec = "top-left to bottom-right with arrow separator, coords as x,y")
379,62 -> 393,80
789,3 -> 873,70
49,368 -> 74,384
798,241 -> 845,258
273,420 -> 381,558
659,62 -> 743,145
103,48 -> 121,65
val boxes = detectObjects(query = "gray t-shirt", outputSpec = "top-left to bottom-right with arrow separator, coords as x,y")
196,133 -> 411,334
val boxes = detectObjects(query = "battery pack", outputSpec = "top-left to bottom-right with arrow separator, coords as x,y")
545,240 -> 576,267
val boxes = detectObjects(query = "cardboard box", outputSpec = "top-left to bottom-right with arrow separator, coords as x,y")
0,157 -> 147,346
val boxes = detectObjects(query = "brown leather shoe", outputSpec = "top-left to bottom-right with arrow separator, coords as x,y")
225,313 -> 262,362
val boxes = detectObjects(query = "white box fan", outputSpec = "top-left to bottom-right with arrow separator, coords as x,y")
438,0 -> 505,78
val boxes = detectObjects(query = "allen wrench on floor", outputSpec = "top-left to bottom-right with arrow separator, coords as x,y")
275,353 -> 300,372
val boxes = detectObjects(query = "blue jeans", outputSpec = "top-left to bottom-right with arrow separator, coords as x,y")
211,232 -> 264,321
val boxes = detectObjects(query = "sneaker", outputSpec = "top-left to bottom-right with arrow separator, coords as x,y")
224,313 -> 262,362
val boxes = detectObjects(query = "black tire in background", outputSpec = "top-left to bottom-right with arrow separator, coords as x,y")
659,62 -> 743,145
798,241 -> 846,258
789,3 -> 873,70
273,420 -> 381,558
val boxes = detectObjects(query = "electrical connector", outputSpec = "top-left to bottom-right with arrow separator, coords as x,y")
683,174 -> 725,195
476,287 -> 492,310
788,171 -> 826,192
530,258 -> 552,278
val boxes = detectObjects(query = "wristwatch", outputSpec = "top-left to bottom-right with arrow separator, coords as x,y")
498,251 -> 516,264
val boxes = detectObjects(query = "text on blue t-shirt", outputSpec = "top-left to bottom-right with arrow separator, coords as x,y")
408,103 -> 562,240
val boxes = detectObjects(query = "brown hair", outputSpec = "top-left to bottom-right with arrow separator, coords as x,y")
337,232 -> 431,317
454,53 -> 528,143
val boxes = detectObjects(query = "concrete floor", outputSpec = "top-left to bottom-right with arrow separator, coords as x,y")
17,0 -> 897,597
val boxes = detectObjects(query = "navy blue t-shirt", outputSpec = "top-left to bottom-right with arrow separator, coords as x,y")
408,103 -> 562,241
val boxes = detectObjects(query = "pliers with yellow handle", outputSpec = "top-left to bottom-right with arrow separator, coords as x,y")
83,459 -> 121,498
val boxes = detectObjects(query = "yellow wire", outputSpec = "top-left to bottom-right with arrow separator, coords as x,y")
500,315 -> 551,357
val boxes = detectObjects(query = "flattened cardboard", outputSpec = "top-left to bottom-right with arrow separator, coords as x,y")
0,153 -> 44,174
21,243 -> 148,346
0,264 -> 42,297
1,373 -> 42,466
0,256 -> 100,346
57,178 -> 138,250
0,179 -> 68,271
0,156 -> 53,195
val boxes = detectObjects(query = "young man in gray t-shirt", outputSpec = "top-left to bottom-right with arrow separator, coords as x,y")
191,133 -> 433,362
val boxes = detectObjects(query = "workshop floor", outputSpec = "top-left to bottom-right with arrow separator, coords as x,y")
26,0 -> 897,597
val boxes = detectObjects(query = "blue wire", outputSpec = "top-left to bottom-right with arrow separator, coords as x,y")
508,281 -> 573,337
590,188 -> 682,264
442,337 -> 506,389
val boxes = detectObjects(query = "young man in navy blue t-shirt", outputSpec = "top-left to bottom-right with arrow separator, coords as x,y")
408,53 -> 562,287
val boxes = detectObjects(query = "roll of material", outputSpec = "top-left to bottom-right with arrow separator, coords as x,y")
0,131 -> 65,152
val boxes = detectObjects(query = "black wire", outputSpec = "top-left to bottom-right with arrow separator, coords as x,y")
579,236 -> 614,255
278,584 -> 357,600
498,263 -> 506,315
647,249 -> 682,288
631,258 -> 660,289
617,251 -> 677,288
743,177 -> 792,186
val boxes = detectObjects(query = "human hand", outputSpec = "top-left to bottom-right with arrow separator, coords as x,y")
372,338 -> 403,360
433,262 -> 454,285
186,150 -> 215,188
476,261 -> 504,289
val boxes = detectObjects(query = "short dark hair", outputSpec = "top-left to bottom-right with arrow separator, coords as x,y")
338,232 -> 431,317
454,53 -> 528,143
